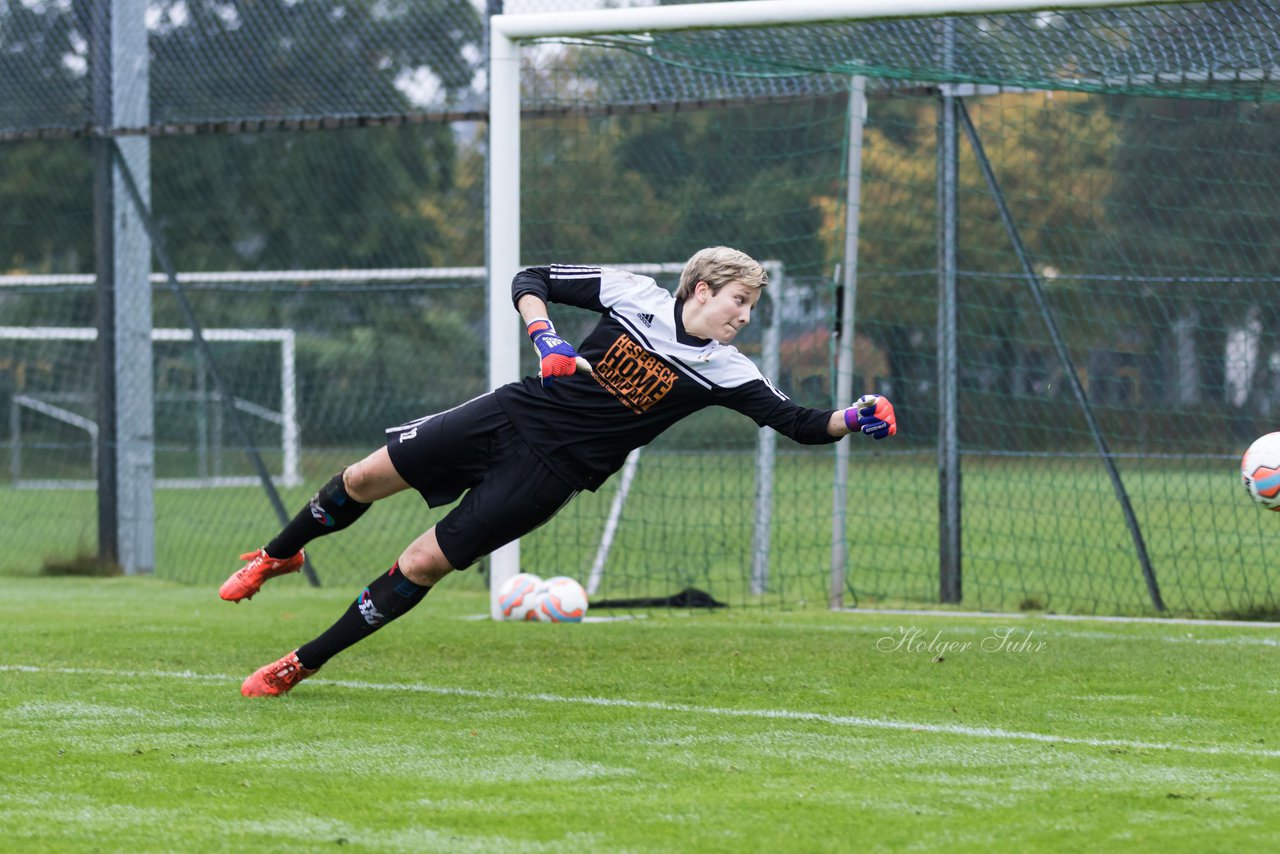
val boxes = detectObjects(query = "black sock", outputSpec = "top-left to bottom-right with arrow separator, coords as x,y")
295,563 -> 430,670
265,470 -> 371,559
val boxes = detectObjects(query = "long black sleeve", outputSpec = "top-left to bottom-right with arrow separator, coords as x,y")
496,265 -> 840,491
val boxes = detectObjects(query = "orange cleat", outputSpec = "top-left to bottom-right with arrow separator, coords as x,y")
241,650 -> 316,697
219,548 -> 305,602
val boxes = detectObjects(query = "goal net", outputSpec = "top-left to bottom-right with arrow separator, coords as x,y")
489,0 -> 1280,617
0,0 -> 1276,617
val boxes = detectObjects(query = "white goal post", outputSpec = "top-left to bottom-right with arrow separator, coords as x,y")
1,326 -> 300,489
485,0 -> 1171,618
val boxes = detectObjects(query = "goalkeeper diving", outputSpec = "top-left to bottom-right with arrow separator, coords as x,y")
219,246 -> 898,696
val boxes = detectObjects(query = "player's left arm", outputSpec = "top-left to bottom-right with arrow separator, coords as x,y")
827,393 -> 897,440
724,379 -> 896,443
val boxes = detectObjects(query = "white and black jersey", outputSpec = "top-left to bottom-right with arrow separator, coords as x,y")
496,265 -> 838,491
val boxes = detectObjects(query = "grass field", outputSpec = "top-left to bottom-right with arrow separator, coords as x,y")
4,448 -> 1276,617
2,576 -> 1278,852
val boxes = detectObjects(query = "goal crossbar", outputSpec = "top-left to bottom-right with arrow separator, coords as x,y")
490,0 -> 1181,41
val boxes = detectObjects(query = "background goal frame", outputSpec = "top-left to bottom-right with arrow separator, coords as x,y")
1,326 -> 300,489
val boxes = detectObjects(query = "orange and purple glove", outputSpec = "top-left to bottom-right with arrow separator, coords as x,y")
845,393 -> 897,440
527,318 -> 590,387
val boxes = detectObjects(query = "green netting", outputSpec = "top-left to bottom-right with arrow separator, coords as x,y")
4,1 -> 1276,138
513,11 -> 1280,616
0,128 -> 490,595
2,1 -> 1279,617
0,0 -> 484,136
1,273 -> 494,597
542,1 -> 1280,105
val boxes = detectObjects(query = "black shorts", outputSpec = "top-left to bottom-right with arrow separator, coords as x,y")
385,393 -> 577,569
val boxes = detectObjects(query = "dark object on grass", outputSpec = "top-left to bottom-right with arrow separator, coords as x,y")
590,586 -> 727,609
41,552 -> 122,577
1216,601 -> 1280,622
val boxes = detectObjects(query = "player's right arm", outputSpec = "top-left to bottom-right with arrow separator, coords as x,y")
516,293 -> 553,325
511,265 -> 607,313
513,279 -> 593,386
512,264 -> 663,384
512,264 -> 661,316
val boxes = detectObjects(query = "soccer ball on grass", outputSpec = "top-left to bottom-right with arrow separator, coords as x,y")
497,572 -> 544,620
536,576 -> 589,623
1241,432 -> 1280,511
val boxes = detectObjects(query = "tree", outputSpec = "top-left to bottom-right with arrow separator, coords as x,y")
0,0 -> 485,279
145,0 -> 483,273
1103,97 -> 1280,423
0,0 -> 487,444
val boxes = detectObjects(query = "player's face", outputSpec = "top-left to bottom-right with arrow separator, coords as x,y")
694,281 -> 760,344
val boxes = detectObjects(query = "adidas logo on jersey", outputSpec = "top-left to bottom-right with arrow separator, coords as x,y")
638,312 -> 654,328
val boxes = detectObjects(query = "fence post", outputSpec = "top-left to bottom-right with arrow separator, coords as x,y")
830,75 -> 867,610
92,0 -> 154,575
937,18 -> 963,604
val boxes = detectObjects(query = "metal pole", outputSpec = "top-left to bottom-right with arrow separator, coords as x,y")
830,75 -> 867,610
281,331 -> 301,487
109,142 -> 321,589
196,347 -> 209,479
9,396 -> 21,483
91,0 -> 117,568
486,22 -> 522,619
587,447 -> 642,596
92,0 -> 154,575
493,0 -> 1186,41
955,99 -> 1165,612
937,19 -> 962,604
752,262 -> 784,595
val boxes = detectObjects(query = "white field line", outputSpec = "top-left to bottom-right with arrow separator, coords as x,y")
780,621 -> 1280,648
515,612 -> 1280,647
1040,613 -> 1280,629
841,608 -> 1280,629
1048,630 -> 1280,648
3,663 -> 1278,760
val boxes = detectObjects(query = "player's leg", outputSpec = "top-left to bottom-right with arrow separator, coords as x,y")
342,446 -> 411,503
240,439 -> 578,697
298,441 -> 582,662
270,446 -> 410,553
239,527 -> 453,697
237,396 -> 501,695
242,523 -> 463,697
219,447 -> 409,602
294,527 -> 453,671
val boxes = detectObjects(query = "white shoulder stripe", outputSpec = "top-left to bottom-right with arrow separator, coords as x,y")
551,264 -> 602,280
665,355 -> 716,391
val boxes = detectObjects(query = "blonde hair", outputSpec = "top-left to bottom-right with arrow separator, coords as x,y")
675,246 -> 767,299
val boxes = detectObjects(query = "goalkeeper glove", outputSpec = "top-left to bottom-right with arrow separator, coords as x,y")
845,393 -> 897,440
527,318 -> 583,387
